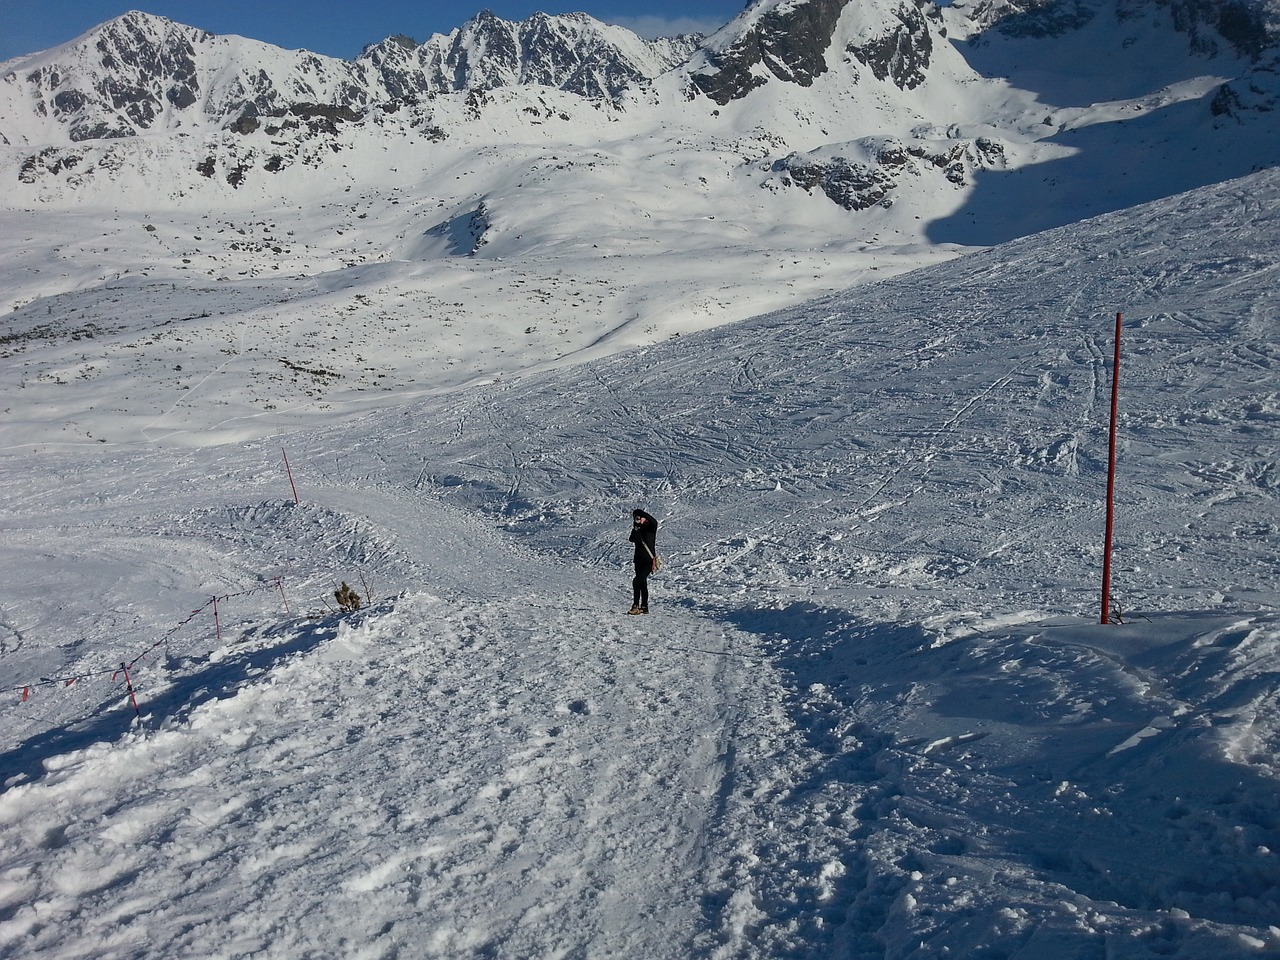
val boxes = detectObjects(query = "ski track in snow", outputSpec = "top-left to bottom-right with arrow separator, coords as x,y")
0,166 -> 1279,956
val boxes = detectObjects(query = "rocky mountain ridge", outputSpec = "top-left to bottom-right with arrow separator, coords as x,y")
1,0 -> 1278,245
0,9 -> 699,145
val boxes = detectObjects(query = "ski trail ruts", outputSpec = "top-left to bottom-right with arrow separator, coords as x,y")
401,587 -> 767,959
528,592 -> 833,960
1079,333 -> 1104,425
852,369 -> 1023,519
138,335 -> 246,443
0,584 -> 767,960
585,368 -> 690,488
686,635 -> 917,960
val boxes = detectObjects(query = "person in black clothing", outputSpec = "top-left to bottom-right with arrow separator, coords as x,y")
628,508 -> 658,615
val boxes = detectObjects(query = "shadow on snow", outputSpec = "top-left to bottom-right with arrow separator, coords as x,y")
711,600 -> 1280,941
0,607 -> 378,794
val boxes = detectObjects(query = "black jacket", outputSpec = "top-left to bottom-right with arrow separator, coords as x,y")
629,511 -> 658,566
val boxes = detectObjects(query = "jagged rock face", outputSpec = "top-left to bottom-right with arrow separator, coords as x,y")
22,13 -> 212,140
1154,0 -> 1277,59
356,11 -> 697,102
3,9 -> 696,145
1210,44 -> 1280,119
9,11 -> 366,141
777,153 -> 900,208
690,0 -> 944,102
846,0 -> 940,90
691,0 -> 851,104
963,0 -> 1278,54
982,0 -> 1099,38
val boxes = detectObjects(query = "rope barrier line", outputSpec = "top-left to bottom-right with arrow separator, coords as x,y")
2,575 -> 336,706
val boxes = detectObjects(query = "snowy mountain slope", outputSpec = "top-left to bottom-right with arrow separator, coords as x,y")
1,166 -> 1277,959
0,12 -> 364,144
0,0 -> 1275,418
0,113 -> 963,449
358,167 -> 1280,623
4,3 -> 1278,452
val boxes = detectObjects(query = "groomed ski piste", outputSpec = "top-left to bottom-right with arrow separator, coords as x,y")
1,167 -> 1279,957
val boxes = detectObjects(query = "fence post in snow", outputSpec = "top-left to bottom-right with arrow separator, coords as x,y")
1101,312 -> 1122,624
120,663 -> 141,717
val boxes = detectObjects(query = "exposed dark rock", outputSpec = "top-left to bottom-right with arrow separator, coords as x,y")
969,0 -> 1277,57
18,147 -> 84,183
1211,81 -> 1246,116
288,103 -> 361,123
846,0 -> 939,90
1157,0 -> 1275,60
774,136 -> 1009,209
992,0 -> 1097,38
777,153 -> 900,209
355,9 -> 693,102
691,0 -> 849,104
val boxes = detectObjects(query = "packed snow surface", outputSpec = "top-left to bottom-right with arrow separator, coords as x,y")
1,156 -> 1279,959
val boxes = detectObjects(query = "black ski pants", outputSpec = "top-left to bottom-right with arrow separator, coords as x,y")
632,558 -> 650,609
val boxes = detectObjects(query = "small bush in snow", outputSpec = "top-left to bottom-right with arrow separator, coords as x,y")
335,581 -> 361,612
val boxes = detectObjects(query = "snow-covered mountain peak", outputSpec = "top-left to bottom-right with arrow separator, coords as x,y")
0,8 -> 695,147
687,0 -> 858,103
1,9 -> 359,144
364,8 -> 698,99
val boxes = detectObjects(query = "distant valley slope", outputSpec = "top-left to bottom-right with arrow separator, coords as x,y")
1,0 -> 1277,444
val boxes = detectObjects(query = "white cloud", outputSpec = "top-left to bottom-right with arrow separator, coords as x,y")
606,14 -> 730,39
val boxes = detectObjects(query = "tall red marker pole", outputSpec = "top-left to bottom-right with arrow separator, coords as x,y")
1100,312 -> 1122,624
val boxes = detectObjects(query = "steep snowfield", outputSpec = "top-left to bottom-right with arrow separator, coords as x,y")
1,166 -> 1277,958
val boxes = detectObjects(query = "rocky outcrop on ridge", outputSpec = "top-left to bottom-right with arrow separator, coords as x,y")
771,137 -> 1008,210
689,0 -> 850,104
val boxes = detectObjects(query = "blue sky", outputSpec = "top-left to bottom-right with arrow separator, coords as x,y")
1,0 -> 747,62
